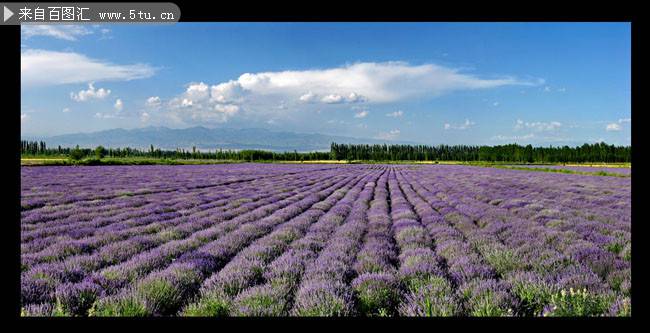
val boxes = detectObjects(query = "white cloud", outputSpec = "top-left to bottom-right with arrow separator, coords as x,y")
492,101 -> 500,107
21,114 -> 29,122
94,112 -> 116,119
186,82 -> 210,101
375,129 -> 401,141
210,81 -> 246,104
21,25 -> 93,41
232,61 -> 536,103
386,110 -> 404,118
514,119 -> 562,131
606,123 -> 621,131
354,110 -> 369,118
165,80 -> 244,124
514,119 -> 524,130
146,96 -> 161,108
557,87 -> 566,92
214,104 -> 240,115
346,92 -> 367,103
319,93 -> 366,104
62,107 -> 71,113
321,94 -> 345,104
603,118 -> 630,132
140,112 -> 150,122
99,28 -> 113,40
543,86 -> 551,92
161,61 -> 538,125
70,83 -> 111,101
114,98 -> 123,111
22,49 -> 155,86
299,91 -> 318,103
491,133 -> 535,141
444,119 -> 475,130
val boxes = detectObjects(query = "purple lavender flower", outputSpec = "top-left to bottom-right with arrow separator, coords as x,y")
54,281 -> 103,316
291,280 -> 355,316
351,272 -> 399,316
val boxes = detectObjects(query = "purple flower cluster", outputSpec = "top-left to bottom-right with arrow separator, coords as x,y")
21,164 -> 630,317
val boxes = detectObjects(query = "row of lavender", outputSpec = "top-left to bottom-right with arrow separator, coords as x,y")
21,164 -> 366,315
20,164 -> 630,316
502,164 -> 631,175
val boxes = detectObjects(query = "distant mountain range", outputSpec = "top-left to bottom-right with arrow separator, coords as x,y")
25,126 -> 419,152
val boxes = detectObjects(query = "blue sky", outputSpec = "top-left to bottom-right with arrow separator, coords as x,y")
21,22 -> 631,146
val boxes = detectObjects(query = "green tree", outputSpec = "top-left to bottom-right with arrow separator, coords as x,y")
94,146 -> 107,159
69,145 -> 85,161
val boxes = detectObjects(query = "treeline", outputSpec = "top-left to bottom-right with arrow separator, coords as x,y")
330,142 -> 631,163
20,141 -> 330,161
21,140 -> 51,155
21,140 -> 631,163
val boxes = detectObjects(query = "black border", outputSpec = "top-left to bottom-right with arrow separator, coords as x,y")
4,0 -> 643,329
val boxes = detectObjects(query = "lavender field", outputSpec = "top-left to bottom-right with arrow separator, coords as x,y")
503,165 -> 631,176
20,164 -> 631,317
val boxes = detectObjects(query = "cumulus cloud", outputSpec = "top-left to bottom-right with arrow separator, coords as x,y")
386,110 -> 404,118
166,83 -> 241,124
140,112 -> 150,122
606,123 -> 621,131
444,119 -> 475,130
21,25 -> 93,41
70,83 -> 111,101
321,94 -> 345,104
299,91 -> 318,103
146,96 -> 161,108
62,107 -> 71,113
214,104 -> 240,115
231,61 -> 534,104
346,92 -> 367,103
210,81 -> 246,103
159,61 -> 538,124
354,110 -> 369,118
186,82 -> 210,101
114,98 -> 123,111
22,49 -> 155,86
375,129 -> 401,141
514,119 -> 562,131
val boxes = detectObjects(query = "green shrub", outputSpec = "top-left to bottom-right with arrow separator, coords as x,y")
89,294 -> 149,317
352,273 -> 399,316
232,286 -> 286,316
399,276 -> 459,317
508,274 -> 558,316
543,288 -> 611,317
135,269 -> 200,316
484,248 -> 520,276
69,146 -> 85,161
181,291 -> 232,316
